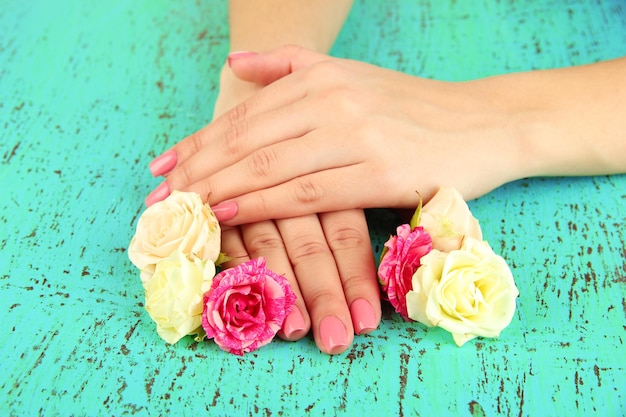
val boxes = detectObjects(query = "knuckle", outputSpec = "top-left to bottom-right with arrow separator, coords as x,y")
354,121 -> 378,140
228,100 -> 249,124
305,286 -> 341,310
340,272 -> 371,291
180,163 -> 195,188
307,60 -> 343,80
293,177 -> 323,205
333,88 -> 363,116
313,85 -> 362,119
246,231 -> 286,254
325,224 -> 367,253
282,43 -> 306,56
247,147 -> 277,178
289,239 -> 331,267
224,102 -> 250,155
189,133 -> 204,155
301,60 -> 365,116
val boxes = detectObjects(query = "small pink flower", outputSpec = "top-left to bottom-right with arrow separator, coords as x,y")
378,224 -> 432,319
202,257 -> 296,355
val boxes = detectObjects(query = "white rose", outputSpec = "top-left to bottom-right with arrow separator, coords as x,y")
406,237 -> 519,346
144,250 -> 216,344
128,191 -> 220,280
419,187 -> 482,252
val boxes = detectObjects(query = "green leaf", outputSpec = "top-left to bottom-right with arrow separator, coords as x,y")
409,191 -> 423,229
215,252 -> 233,267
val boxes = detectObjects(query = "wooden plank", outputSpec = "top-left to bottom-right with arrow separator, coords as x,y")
1,0 -> 624,415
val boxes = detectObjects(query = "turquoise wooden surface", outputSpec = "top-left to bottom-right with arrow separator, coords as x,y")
1,0 -> 625,415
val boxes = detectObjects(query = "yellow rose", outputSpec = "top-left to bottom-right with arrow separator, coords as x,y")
144,250 -> 216,344
419,187 -> 482,252
128,191 -> 220,281
406,237 -> 519,346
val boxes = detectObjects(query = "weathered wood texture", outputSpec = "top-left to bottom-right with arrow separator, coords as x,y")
1,0 -> 625,416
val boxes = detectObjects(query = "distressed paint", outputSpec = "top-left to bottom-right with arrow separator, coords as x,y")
1,0 -> 625,416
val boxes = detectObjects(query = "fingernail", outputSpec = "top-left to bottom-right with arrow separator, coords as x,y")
145,182 -> 170,206
283,307 -> 307,339
227,51 -> 257,67
212,201 -> 238,222
319,316 -> 348,354
149,150 -> 177,177
350,298 -> 378,335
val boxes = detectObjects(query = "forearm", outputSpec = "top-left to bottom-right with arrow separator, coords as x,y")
494,57 -> 626,179
228,0 -> 353,53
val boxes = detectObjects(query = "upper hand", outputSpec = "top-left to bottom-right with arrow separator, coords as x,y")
148,45 -> 524,225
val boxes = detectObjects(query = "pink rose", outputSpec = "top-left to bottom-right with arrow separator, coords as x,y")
378,224 -> 432,319
202,257 -> 296,355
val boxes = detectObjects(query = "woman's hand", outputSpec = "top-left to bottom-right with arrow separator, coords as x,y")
148,45 -> 526,225
149,59 -> 381,354
219,210 -> 381,355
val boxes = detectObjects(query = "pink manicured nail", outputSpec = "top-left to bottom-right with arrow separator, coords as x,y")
149,150 -> 177,177
350,298 -> 378,335
145,182 -> 170,206
227,51 -> 257,67
283,307 -> 307,339
212,201 -> 238,222
319,316 -> 348,354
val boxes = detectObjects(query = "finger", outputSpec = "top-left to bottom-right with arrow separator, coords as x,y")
162,66 -> 310,172
239,221 -> 310,341
219,168 -> 369,224
218,225 -> 250,269
276,215 -> 354,355
319,210 -> 381,335
228,44 -> 329,85
163,99 -> 316,198
212,164 -> 415,226
173,127 -> 363,207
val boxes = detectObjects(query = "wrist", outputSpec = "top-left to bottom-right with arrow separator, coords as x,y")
441,77 -> 538,197
469,71 -> 562,183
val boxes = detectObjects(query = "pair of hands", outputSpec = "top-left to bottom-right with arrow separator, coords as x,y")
146,45 -> 519,354
148,47 -> 386,354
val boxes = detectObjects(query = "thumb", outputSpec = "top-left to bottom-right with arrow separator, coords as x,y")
227,45 -> 329,86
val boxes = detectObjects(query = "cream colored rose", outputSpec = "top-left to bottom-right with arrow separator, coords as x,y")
419,187 -> 482,252
406,237 -> 519,346
144,250 -> 216,344
128,191 -> 220,281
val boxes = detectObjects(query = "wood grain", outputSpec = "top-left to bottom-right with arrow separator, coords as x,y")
1,0 -> 625,415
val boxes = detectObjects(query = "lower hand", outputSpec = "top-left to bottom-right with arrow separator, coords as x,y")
220,209 -> 380,354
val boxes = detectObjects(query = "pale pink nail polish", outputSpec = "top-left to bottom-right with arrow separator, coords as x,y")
149,150 -> 177,177
212,201 -> 238,222
145,182 -> 170,206
283,307 -> 307,339
319,316 -> 348,354
350,298 -> 378,335
227,51 -> 257,67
